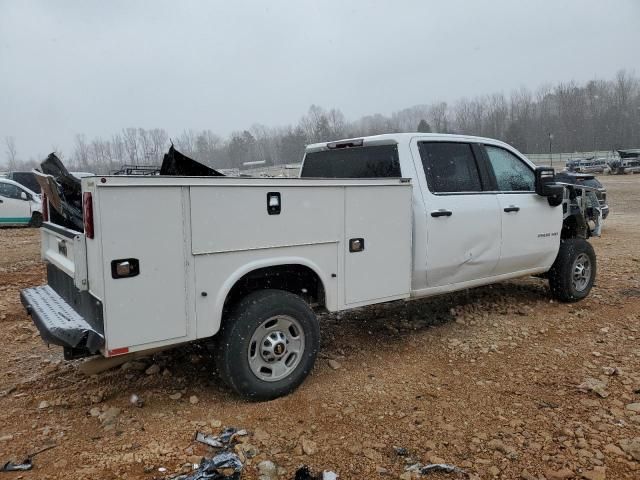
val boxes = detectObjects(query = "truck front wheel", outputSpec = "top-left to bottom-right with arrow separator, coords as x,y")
548,238 -> 596,302
215,289 -> 320,400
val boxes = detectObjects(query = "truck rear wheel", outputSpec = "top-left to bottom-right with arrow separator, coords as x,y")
215,289 -> 320,400
548,238 -> 596,302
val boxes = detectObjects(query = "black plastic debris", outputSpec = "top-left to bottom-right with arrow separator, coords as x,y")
420,463 -> 467,475
294,466 -> 337,480
1,458 -> 33,472
393,446 -> 409,456
405,462 -> 469,477
160,145 -> 225,177
37,153 -> 84,230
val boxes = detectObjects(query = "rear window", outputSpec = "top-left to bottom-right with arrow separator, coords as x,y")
10,172 -> 40,193
300,145 -> 401,178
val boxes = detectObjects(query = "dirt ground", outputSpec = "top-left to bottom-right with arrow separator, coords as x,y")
1,176 -> 639,480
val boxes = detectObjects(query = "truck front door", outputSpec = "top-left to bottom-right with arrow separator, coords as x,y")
482,145 -> 561,274
413,141 -> 501,287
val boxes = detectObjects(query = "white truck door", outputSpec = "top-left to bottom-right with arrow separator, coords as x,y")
413,141 -> 501,287
0,182 -> 31,225
483,145 -> 562,274
344,184 -> 412,305
99,186 -> 190,350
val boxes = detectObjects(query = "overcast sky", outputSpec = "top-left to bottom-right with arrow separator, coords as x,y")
1,0 -> 639,164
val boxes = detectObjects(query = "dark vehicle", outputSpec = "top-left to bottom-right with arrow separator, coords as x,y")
7,171 -> 41,194
555,171 -> 609,219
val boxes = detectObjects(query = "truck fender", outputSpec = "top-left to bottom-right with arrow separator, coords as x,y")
211,256 -> 334,334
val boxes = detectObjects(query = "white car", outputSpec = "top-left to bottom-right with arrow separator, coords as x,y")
0,178 -> 43,227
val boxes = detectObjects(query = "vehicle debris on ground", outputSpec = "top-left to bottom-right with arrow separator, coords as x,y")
164,427 -> 247,480
1,458 -> 32,472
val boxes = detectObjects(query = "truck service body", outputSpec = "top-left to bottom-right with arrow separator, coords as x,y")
22,133 -> 600,399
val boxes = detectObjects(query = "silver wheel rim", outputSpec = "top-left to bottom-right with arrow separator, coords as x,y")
248,315 -> 305,382
572,253 -> 592,292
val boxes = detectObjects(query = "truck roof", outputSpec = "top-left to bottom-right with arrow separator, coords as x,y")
305,132 -> 514,153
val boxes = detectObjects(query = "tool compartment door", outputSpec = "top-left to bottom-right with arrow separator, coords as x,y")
99,186 -> 190,349
344,184 -> 412,305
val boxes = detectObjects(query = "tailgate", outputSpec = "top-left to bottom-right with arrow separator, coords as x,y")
41,222 -> 88,291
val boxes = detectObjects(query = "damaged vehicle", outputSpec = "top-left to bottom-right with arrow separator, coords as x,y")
21,136 -> 601,400
554,171 -> 609,220
608,149 -> 640,174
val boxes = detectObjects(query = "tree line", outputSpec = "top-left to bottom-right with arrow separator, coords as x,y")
4,70 -> 640,173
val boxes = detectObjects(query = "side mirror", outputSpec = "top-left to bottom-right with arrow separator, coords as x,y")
535,167 -> 564,207
20,191 -> 28,201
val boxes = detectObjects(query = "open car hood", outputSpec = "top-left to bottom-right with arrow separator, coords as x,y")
160,145 -> 225,176
36,153 -> 84,231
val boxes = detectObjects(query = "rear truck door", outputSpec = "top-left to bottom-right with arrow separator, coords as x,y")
0,183 -> 31,225
481,145 -> 562,274
98,185 -> 190,352
411,140 -> 501,287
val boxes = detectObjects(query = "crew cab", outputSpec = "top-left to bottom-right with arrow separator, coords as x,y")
21,134 -> 600,400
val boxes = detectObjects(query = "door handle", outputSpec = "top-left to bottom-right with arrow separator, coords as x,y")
431,209 -> 452,217
503,205 -> 520,212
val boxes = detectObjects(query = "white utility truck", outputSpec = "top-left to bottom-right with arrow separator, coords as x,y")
21,134 -> 600,400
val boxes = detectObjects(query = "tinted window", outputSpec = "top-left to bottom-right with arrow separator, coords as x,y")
485,146 -> 534,191
10,172 -> 40,193
418,142 -> 482,193
0,182 -> 23,200
301,145 -> 400,178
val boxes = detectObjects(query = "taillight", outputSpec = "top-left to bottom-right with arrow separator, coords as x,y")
83,192 -> 94,239
42,193 -> 49,222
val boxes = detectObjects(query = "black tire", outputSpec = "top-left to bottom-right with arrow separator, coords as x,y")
29,212 -> 42,228
214,289 -> 320,401
548,238 -> 596,302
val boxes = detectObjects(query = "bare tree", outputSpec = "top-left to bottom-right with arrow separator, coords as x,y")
73,134 -> 90,169
122,127 -> 139,164
149,128 -> 169,163
4,136 -> 18,170
40,70 -> 640,173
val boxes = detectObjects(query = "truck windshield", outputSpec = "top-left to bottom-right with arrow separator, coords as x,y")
300,145 -> 401,178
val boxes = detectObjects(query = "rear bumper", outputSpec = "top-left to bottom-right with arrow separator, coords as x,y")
20,285 -> 104,353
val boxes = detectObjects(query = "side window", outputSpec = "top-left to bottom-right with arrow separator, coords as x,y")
485,146 -> 535,191
418,142 -> 482,193
0,183 -> 22,199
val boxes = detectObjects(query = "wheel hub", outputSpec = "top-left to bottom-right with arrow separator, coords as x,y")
260,331 -> 288,362
248,315 -> 305,382
572,253 -> 592,292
